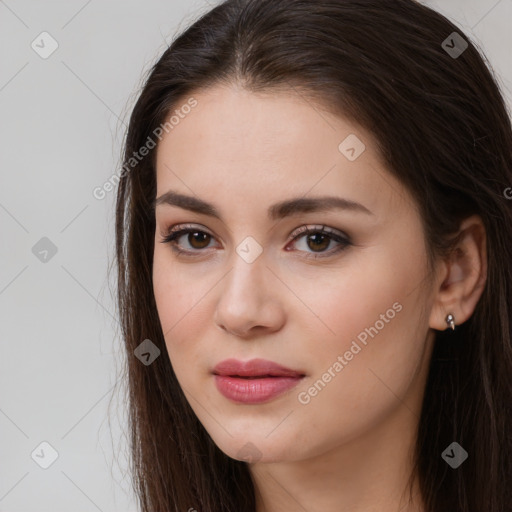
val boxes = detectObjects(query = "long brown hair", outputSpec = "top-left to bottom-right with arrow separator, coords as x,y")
113,1 -> 512,510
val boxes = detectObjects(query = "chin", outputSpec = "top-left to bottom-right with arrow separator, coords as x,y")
212,433 -> 300,464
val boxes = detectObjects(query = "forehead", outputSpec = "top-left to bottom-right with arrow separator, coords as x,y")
157,84 -> 370,168
154,84 -> 411,219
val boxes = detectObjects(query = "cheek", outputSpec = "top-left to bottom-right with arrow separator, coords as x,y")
152,248 -> 216,377
152,242 -> 210,329
290,241 -> 431,436
291,248 -> 412,355
308,225 -> 429,355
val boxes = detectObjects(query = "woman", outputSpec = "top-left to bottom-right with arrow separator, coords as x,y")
114,0 -> 512,510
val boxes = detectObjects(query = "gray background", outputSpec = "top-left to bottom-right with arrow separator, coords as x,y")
1,1 -> 511,510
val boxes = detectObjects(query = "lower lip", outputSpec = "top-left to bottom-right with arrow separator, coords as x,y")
214,375 -> 304,404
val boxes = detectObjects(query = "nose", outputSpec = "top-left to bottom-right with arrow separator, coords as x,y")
213,253 -> 286,338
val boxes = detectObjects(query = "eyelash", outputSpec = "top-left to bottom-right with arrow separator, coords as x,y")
159,223 -> 352,260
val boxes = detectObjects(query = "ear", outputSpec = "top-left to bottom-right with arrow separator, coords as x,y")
429,215 -> 487,331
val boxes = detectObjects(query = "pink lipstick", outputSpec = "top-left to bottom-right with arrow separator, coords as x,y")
212,358 -> 305,404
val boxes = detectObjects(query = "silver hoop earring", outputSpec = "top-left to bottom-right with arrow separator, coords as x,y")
446,313 -> 456,331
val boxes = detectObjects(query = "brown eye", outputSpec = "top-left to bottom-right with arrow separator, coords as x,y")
187,231 -> 211,249
305,232 -> 330,252
288,225 -> 352,259
160,225 -> 216,256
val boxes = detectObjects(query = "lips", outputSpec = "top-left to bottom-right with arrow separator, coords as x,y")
212,358 -> 305,378
212,358 -> 305,404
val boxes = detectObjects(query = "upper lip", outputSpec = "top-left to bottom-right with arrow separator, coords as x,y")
212,358 -> 305,378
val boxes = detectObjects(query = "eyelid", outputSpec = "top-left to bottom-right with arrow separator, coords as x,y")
162,222 -> 213,237
288,224 -> 348,241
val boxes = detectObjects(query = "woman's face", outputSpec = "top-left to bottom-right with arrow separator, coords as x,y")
152,84 -> 438,463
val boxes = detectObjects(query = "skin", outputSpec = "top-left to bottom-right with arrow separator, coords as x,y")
152,83 -> 487,512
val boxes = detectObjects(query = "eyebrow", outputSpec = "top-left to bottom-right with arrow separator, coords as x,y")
152,190 -> 374,221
